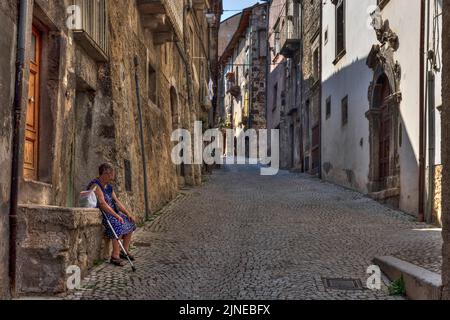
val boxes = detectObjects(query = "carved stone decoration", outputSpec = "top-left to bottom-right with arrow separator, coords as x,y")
365,15 -> 402,209
373,19 -> 399,51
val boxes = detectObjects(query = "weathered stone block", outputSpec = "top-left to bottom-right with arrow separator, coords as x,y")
16,205 -> 104,296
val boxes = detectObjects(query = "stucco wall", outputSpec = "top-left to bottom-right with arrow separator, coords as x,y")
381,0 -> 421,215
321,0 -> 375,193
321,0 -> 439,216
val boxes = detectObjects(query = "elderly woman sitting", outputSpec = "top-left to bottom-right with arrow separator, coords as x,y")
87,163 -> 137,267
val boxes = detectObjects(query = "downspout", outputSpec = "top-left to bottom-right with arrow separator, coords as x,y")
133,56 -> 151,221
419,0 -> 426,222
427,70 -> 436,223
248,12 -> 254,129
265,3 -> 271,130
318,0 -> 323,179
9,0 -> 29,297
299,1 -> 304,173
181,1 -> 194,111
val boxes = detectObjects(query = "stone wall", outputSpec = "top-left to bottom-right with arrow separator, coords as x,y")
300,0 -> 321,173
441,0 -> 450,300
0,0 -> 17,300
11,0 -> 208,220
433,165 -> 442,226
16,205 -> 104,296
249,4 -> 268,130
0,0 -> 217,299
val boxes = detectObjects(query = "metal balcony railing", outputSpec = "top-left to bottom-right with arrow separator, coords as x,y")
72,0 -> 109,62
280,15 -> 301,57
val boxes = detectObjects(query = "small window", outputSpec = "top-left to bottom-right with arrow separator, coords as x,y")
341,95 -> 348,126
326,96 -> 331,119
305,100 -> 310,147
272,83 -> 278,112
124,159 -> 132,192
313,48 -> 319,82
335,0 -> 346,61
148,64 -> 157,104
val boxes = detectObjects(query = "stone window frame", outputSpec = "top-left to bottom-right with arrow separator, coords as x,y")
326,96 -> 332,120
341,95 -> 348,127
146,51 -> 159,108
332,0 -> 346,65
377,0 -> 391,10
311,32 -> 321,86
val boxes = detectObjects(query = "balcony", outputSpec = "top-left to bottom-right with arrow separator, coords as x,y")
279,15 -> 301,58
71,0 -> 109,62
137,0 -> 183,44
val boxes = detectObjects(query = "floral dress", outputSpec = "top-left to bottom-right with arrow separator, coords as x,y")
87,179 -> 136,239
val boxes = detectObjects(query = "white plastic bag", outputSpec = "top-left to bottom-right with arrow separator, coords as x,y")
79,185 -> 98,208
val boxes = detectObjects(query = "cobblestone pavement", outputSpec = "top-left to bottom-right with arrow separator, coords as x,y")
67,163 -> 442,300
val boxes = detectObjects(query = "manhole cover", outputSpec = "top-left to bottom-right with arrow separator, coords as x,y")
322,278 -> 364,290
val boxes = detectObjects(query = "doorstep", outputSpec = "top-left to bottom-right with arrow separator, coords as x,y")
373,256 -> 443,300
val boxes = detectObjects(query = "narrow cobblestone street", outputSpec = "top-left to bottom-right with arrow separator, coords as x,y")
68,164 -> 442,300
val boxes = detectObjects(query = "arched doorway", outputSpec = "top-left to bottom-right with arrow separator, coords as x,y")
366,19 -> 402,208
366,71 -> 401,208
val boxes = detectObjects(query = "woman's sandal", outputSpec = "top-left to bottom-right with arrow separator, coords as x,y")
120,252 -> 135,261
110,256 -> 126,267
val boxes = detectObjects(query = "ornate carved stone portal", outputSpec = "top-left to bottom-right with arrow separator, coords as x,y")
365,17 -> 402,208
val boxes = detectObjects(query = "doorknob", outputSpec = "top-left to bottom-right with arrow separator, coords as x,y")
29,97 -> 35,103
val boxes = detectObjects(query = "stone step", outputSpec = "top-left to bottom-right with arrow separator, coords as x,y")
373,256 -> 442,300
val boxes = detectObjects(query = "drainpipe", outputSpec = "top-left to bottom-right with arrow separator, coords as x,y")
181,1 -> 194,112
133,56 -> 151,221
318,0 -> 323,179
9,0 -> 29,297
427,70 -> 436,223
248,12 -> 254,130
418,0 -> 426,222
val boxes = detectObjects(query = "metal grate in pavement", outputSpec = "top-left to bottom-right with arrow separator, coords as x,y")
322,278 -> 364,291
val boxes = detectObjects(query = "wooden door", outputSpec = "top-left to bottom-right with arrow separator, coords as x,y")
24,26 -> 41,180
379,105 -> 391,181
378,81 -> 391,184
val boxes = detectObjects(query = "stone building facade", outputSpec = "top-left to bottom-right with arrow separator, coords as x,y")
0,0 -> 221,298
217,3 -> 268,148
299,0 -> 321,175
277,0 -> 301,170
267,0 -> 285,165
271,0 -> 321,172
268,0 -> 318,172
321,0 -> 442,219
